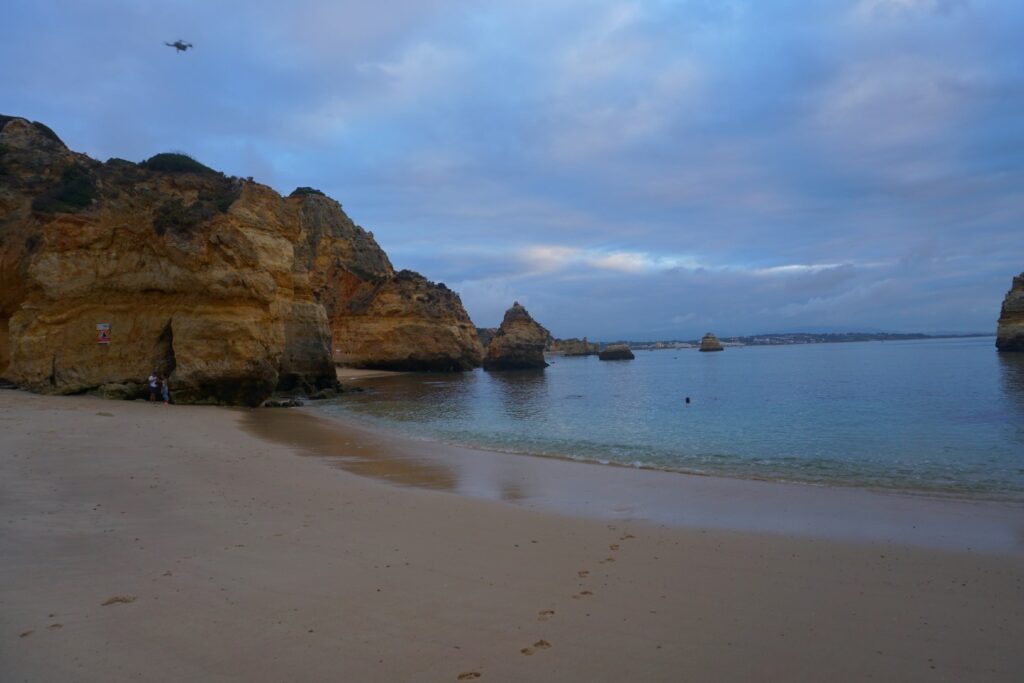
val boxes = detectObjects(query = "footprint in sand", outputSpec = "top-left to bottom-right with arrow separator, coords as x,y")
19,630 -> 33,638
577,570 -> 590,578
96,412 -> 114,417
609,544 -> 619,551
46,623 -> 63,630
537,609 -> 555,621
598,557 -> 616,564
457,672 -> 481,680
619,533 -> 635,541
101,595 -> 137,606
571,590 -> 594,600
521,640 -> 552,655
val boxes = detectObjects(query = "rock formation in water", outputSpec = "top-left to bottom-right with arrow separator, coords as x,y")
0,116 -> 482,405
997,273 -> 1024,352
548,337 -> 599,356
699,332 -> 724,352
598,344 -> 634,361
482,302 -> 550,370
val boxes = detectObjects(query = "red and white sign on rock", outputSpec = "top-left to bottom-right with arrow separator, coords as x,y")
96,323 -> 111,344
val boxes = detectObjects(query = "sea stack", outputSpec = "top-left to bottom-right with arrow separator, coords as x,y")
598,344 -> 634,361
996,272 -> 1024,352
699,332 -> 724,352
0,115 -> 482,405
482,302 -> 550,370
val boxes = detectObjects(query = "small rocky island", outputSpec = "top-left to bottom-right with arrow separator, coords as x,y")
997,272 -> 1024,352
482,302 -> 550,370
699,332 -> 724,352
598,344 -> 634,361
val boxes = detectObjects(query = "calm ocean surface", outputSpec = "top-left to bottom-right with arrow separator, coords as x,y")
316,337 -> 1024,499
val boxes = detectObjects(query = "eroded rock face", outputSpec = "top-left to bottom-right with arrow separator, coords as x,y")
598,344 -> 634,361
0,116 -> 482,404
330,270 -> 483,371
997,273 -> 1024,352
699,333 -> 724,352
482,302 -> 549,370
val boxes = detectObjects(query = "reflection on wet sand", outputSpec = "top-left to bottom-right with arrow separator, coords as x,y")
242,408 -> 457,491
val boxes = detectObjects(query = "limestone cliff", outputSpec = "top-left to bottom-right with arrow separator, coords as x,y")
476,327 -> 498,349
997,273 -> 1024,352
0,116 -> 482,404
482,302 -> 549,370
549,337 -> 599,356
330,270 -> 482,371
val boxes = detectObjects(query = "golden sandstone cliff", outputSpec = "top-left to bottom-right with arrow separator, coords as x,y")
0,116 -> 482,405
996,273 -> 1024,352
482,302 -> 550,370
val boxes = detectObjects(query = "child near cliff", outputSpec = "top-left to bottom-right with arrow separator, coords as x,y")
160,375 -> 170,405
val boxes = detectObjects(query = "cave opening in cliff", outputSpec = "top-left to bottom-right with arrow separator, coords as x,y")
152,320 -> 177,378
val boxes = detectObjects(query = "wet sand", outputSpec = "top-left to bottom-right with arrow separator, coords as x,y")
2,390 -> 1023,681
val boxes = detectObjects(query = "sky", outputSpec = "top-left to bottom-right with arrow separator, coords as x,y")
2,0 -> 1022,339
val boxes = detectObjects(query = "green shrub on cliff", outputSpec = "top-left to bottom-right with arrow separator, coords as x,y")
290,186 -> 326,198
152,198 -> 217,236
140,152 -> 216,174
152,181 -> 241,236
31,164 -> 99,213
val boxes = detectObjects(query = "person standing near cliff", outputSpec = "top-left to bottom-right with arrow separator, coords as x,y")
160,374 -> 171,405
148,371 -> 160,402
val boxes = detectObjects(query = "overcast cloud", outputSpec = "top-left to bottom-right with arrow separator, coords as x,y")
2,0 -> 1021,338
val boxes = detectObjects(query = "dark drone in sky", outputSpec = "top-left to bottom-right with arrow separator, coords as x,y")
164,40 -> 193,52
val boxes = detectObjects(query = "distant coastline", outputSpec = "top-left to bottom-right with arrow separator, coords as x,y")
607,332 -> 993,350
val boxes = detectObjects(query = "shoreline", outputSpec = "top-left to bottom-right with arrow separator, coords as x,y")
253,403 -> 1024,556
3,390 -> 1023,681
312,400 -> 1024,504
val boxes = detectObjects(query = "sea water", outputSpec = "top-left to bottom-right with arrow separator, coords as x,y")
315,337 -> 1024,499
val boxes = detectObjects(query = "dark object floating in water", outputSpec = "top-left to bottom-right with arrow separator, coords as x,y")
685,397 -> 691,404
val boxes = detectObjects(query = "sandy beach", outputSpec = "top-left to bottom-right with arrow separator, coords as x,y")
2,390 -> 1023,682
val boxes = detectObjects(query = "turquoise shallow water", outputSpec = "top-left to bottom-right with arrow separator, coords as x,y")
317,337 -> 1024,499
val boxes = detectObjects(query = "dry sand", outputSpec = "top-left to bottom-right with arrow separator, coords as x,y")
1,390 -> 1022,682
